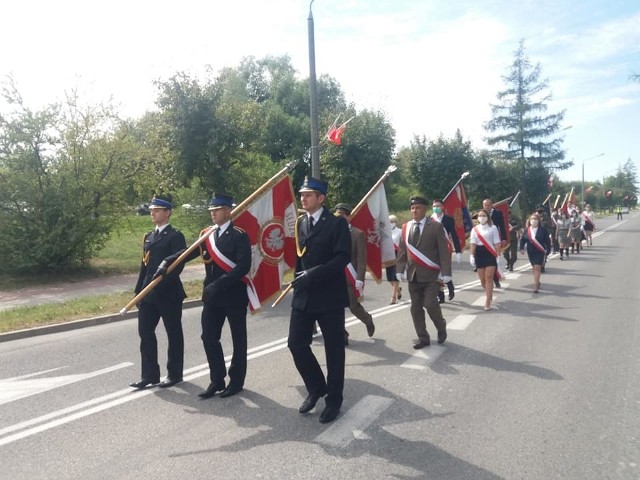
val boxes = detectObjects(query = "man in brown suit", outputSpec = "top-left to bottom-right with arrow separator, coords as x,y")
334,203 -> 375,345
396,196 -> 452,349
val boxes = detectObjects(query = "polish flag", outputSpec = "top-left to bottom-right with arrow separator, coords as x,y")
443,183 -> 473,250
233,176 -> 297,310
350,183 -> 396,282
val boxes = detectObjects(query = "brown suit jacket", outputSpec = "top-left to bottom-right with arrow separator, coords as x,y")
396,218 -> 452,282
350,226 -> 367,281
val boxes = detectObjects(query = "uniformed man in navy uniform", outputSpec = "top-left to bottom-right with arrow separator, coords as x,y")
129,194 -> 187,389
288,177 -> 351,424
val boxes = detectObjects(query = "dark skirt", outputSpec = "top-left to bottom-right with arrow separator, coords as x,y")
527,248 -> 546,266
385,264 -> 397,281
475,245 -> 497,268
583,223 -> 594,232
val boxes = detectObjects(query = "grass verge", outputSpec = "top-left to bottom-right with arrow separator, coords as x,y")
0,281 -> 203,334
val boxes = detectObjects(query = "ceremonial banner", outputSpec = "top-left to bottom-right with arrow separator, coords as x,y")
443,183 -> 473,250
233,175 -> 297,309
350,183 -> 396,282
493,198 -> 511,241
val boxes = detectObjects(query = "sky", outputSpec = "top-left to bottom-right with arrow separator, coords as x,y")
1,0 -> 639,187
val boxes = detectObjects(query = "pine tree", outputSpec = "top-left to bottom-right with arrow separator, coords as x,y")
484,40 -> 570,214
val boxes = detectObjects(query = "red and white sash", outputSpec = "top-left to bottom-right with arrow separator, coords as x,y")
473,226 -> 499,257
526,227 -> 547,254
473,226 -> 503,280
345,263 -> 364,298
402,223 -> 440,271
205,231 -> 261,311
581,212 -> 594,228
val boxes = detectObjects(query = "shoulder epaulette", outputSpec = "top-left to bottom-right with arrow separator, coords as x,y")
233,225 -> 245,233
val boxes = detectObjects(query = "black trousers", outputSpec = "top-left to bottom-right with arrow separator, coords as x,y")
137,300 -> 184,381
288,307 -> 345,409
201,302 -> 248,387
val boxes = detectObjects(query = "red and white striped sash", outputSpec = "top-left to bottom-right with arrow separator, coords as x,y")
206,231 -> 261,311
402,223 -> 440,271
526,227 -> 547,254
581,213 -> 594,228
473,226 -> 499,257
345,263 -> 363,298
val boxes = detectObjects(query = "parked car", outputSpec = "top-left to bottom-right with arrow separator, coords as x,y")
136,203 -> 150,215
621,206 -> 630,214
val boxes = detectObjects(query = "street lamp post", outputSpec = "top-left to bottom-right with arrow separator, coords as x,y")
581,153 -> 605,208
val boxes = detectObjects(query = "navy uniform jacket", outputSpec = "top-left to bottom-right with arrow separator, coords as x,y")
135,225 -> 187,305
491,209 -> 507,242
440,214 -> 462,253
292,207 -> 351,313
519,225 -> 551,264
199,222 -> 251,307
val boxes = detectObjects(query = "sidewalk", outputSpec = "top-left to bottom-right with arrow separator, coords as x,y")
0,264 -> 204,312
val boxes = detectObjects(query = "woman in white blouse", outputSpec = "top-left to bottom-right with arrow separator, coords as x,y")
469,209 -> 502,310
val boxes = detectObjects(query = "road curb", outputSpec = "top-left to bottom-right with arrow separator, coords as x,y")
0,300 -> 204,343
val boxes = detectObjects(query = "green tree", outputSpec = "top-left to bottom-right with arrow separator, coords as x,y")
0,81 -> 148,273
484,40 -> 570,214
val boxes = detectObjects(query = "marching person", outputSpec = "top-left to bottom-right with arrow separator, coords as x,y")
582,204 -> 596,246
129,194 -> 187,390
195,193 -> 252,399
396,196 -> 452,349
334,203 -> 375,345
503,210 -> 522,271
388,215 -> 402,304
288,176 -> 351,424
482,198 -> 507,288
469,209 -> 502,311
569,211 -> 583,254
556,210 -> 572,260
430,199 -> 462,303
520,212 -> 551,293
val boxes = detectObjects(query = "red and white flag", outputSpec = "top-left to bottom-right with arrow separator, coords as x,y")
350,183 -> 396,282
233,175 -> 297,310
443,183 -> 472,251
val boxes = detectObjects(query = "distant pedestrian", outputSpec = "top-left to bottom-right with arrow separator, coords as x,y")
469,209 -> 502,310
388,215 -> 402,304
582,204 -> 596,246
556,211 -> 571,260
482,198 -> 507,288
616,205 -> 623,220
334,203 -> 375,344
569,213 -> 583,254
519,212 -> 551,294
129,194 -> 187,390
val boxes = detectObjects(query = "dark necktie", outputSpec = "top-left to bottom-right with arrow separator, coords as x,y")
412,222 -> 421,245
309,216 -> 315,231
214,228 -> 220,242
152,229 -> 160,241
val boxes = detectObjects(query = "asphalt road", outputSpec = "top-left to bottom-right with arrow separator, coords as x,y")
1,213 -> 638,479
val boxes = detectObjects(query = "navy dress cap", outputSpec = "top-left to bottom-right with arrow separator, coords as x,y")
299,176 -> 328,196
410,196 -> 428,207
209,193 -> 234,210
149,194 -> 173,210
333,203 -> 353,215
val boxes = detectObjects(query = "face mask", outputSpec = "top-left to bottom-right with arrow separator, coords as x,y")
530,219 -> 539,227
433,207 -> 441,214
478,216 -> 488,225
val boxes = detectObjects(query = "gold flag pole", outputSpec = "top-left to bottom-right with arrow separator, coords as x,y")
349,165 -> 397,219
553,194 -> 561,209
509,191 -> 521,208
120,161 -> 297,315
542,193 -> 552,205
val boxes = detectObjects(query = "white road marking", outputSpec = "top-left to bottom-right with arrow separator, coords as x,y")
314,395 -> 394,448
400,347 -> 445,370
0,363 -> 133,406
448,315 -> 477,330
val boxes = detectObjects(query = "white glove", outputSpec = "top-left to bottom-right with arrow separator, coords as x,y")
355,280 -> 364,291
441,275 -> 452,284
396,273 -> 405,282
469,255 -> 476,268
496,256 -> 503,269
455,252 -> 462,264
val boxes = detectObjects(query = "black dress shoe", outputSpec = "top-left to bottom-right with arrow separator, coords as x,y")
299,393 -> 323,413
128,379 -> 159,389
365,319 -> 375,337
494,280 -> 501,288
219,385 -> 243,398
158,377 -> 183,388
437,291 -> 445,304
319,405 -> 340,424
437,330 -> 447,344
198,382 -> 225,399
447,283 -> 455,301
413,339 -> 430,349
